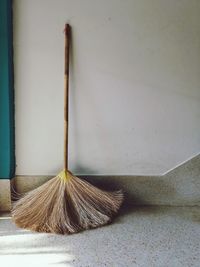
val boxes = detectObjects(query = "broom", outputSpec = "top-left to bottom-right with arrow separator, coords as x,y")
11,24 -> 124,234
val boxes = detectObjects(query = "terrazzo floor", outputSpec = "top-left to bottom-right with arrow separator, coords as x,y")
0,206 -> 199,267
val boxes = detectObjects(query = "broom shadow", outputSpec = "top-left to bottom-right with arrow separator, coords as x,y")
69,26 -> 116,178
68,26 -> 83,170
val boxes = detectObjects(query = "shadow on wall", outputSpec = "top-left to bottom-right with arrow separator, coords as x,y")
81,153 -> 200,207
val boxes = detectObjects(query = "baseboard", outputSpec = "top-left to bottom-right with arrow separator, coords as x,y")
3,154 -> 200,210
0,179 -> 12,211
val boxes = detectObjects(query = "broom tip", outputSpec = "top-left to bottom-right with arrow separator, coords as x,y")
64,23 -> 71,34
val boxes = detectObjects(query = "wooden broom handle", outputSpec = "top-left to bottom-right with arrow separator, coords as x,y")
64,24 -> 70,170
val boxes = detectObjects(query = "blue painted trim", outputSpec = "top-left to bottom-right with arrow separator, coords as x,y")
0,0 -> 15,179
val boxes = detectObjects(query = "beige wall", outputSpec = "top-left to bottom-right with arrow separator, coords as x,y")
14,0 -> 200,176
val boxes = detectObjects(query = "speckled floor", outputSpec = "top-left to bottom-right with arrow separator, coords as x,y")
0,206 -> 200,267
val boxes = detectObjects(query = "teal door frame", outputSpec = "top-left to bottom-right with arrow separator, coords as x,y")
0,0 -> 15,179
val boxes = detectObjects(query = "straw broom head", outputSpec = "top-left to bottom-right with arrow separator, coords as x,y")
12,170 -> 123,234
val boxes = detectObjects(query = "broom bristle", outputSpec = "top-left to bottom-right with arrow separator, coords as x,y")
11,170 -> 124,234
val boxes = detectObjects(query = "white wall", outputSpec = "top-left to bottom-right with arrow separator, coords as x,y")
14,0 -> 200,176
